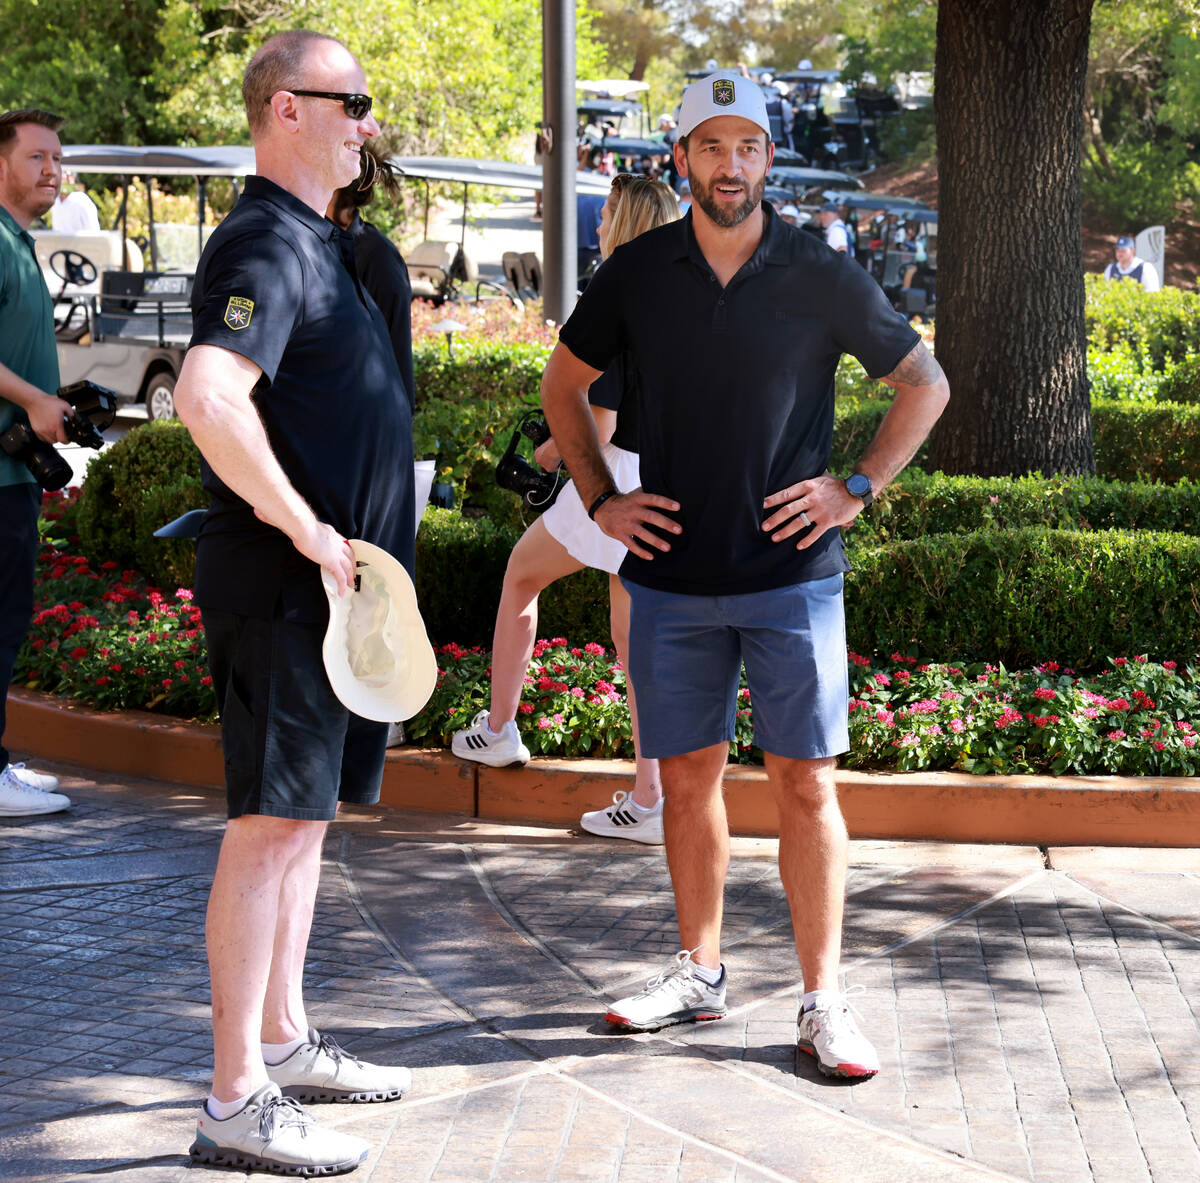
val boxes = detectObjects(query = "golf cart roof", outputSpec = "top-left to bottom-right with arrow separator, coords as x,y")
62,144 -> 257,176
768,165 -> 864,191
578,99 -> 642,120
776,69 -> 842,85
392,156 -> 612,195
829,191 -> 936,216
577,79 -> 649,97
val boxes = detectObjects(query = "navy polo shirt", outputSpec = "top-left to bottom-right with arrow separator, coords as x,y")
559,203 -> 918,596
189,175 -> 413,620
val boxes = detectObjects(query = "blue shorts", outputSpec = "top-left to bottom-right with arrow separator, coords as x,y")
623,575 -> 850,761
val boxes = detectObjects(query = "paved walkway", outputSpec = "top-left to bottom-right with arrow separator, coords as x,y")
2,762 -> 1199,1182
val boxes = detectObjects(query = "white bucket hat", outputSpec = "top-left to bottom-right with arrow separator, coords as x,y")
321,539 -> 437,722
677,72 -> 771,138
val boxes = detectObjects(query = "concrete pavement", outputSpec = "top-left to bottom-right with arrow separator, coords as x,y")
1,761 -> 1199,1182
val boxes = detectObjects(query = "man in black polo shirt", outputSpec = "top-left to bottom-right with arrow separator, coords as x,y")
542,73 -> 949,1080
176,31 -> 412,1176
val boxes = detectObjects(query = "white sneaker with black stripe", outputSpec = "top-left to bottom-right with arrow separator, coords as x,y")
580,790 -> 663,844
451,710 -> 531,767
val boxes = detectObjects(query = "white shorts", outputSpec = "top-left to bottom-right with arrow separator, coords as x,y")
542,442 -> 640,575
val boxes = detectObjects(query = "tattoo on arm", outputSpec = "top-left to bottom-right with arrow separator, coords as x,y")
886,341 -> 942,387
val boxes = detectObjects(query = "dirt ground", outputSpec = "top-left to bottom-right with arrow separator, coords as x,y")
866,159 -> 1199,290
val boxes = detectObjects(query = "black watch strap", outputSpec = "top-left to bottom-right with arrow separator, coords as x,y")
844,471 -> 874,509
587,490 -> 619,520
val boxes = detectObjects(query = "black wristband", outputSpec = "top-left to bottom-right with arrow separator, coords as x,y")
587,490 -> 619,520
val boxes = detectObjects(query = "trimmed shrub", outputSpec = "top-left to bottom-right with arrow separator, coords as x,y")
846,527 -> 1200,668
857,471 -> 1200,545
1085,275 -> 1200,370
414,508 -> 611,648
1083,139 -> 1189,229
1092,398 -> 1200,483
77,422 -> 206,591
412,339 -> 550,521
1155,355 -> 1200,405
832,397 -> 1200,483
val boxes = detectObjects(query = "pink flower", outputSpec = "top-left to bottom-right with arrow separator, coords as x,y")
175,588 -> 194,601
949,719 -> 965,734
571,687 -> 584,698
1105,729 -> 1126,740
874,709 -> 894,726
1082,707 -> 1099,719
874,672 -> 891,686
537,717 -> 552,730
519,702 -> 534,714
552,713 -> 564,724
1034,687 -> 1055,701
994,708 -> 1023,729
940,691 -> 962,701
584,642 -> 605,656
1164,661 -> 1177,671
1154,741 -> 1166,751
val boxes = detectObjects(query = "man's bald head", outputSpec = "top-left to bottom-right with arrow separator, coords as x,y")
242,30 -> 348,137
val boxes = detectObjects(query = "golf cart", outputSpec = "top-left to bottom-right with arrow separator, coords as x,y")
825,192 -> 938,316
37,144 -> 257,420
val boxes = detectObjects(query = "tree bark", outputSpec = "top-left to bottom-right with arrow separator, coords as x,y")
928,0 -> 1096,476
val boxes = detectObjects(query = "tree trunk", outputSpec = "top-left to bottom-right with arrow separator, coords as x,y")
928,0 -> 1095,476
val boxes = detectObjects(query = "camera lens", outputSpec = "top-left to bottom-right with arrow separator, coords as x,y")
26,447 -> 73,492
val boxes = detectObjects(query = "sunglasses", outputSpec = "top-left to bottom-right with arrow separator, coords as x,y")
277,90 -> 374,119
610,172 -> 639,192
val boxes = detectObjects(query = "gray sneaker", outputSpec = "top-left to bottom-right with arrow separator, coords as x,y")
190,1082 -> 369,1176
267,1028 -> 412,1103
605,949 -> 727,1032
0,763 -> 71,817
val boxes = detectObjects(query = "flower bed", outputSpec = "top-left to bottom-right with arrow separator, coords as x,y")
20,494 -> 1199,777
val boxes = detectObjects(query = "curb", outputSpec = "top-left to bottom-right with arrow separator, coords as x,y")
7,688 -> 1200,846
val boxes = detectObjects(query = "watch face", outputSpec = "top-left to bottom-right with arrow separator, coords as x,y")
847,473 -> 871,498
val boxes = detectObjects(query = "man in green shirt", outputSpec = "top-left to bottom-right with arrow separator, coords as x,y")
0,107 -> 75,817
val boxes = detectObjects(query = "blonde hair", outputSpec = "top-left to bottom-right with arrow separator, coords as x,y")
604,177 -> 680,258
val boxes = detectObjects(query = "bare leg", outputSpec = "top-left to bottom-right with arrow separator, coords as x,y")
260,820 -> 328,1043
206,815 -> 328,1102
765,753 -> 846,992
608,573 -> 660,809
488,517 -> 585,727
660,742 -> 729,972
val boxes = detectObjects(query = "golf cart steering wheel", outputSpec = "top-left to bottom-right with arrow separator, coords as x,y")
49,249 -> 98,288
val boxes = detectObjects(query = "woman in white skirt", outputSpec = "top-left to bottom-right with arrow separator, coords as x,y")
453,176 -> 680,844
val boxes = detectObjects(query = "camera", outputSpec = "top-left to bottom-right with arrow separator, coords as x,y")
0,380 -> 118,491
495,410 -> 564,509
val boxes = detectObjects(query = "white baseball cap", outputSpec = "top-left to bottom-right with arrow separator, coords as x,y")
677,72 -> 771,138
321,539 -> 437,722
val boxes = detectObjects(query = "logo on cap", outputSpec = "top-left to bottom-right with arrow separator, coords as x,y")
223,296 -> 254,330
713,78 -> 736,106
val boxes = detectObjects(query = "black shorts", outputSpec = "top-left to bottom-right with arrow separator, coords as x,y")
201,606 -> 388,821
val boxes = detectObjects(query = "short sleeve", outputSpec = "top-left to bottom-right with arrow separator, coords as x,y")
558,253 -> 628,375
826,256 -> 920,380
189,231 -> 303,382
586,356 -> 624,411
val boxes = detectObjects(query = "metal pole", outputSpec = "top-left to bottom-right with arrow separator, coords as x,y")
542,0 -> 576,324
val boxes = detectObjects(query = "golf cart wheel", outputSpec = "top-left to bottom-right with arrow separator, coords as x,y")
145,371 -> 177,421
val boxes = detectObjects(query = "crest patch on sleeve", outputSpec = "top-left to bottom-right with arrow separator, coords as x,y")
223,296 -> 254,330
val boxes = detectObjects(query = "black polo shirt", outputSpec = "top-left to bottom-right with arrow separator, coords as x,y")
559,203 -> 918,596
189,175 -> 414,621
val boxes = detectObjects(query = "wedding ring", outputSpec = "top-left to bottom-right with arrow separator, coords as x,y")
799,510 -> 810,527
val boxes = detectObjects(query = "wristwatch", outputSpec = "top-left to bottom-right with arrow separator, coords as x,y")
844,470 -> 874,509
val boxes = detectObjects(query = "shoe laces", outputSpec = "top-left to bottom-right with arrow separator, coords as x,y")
2,768 -> 42,795
804,984 -> 867,1035
643,946 -> 706,994
256,1092 -> 312,1142
312,1031 -> 364,1071
606,789 -> 631,816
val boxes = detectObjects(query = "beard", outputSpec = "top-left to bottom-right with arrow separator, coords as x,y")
690,171 -> 764,228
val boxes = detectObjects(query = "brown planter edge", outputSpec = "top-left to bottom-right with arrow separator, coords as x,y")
7,687 -> 1199,847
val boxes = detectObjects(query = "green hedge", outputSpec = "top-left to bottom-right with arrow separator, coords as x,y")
77,422 -> 205,591
846,527 -> 1200,667
414,508 -> 611,647
858,471 -> 1200,545
1084,274 -> 1200,369
412,339 -> 550,523
832,397 -> 1200,483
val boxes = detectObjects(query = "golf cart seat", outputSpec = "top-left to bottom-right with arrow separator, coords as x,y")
405,240 -> 459,302
520,252 -> 543,298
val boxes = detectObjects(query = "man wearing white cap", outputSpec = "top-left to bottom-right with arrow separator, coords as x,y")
1103,235 -> 1160,292
542,72 -> 949,1079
